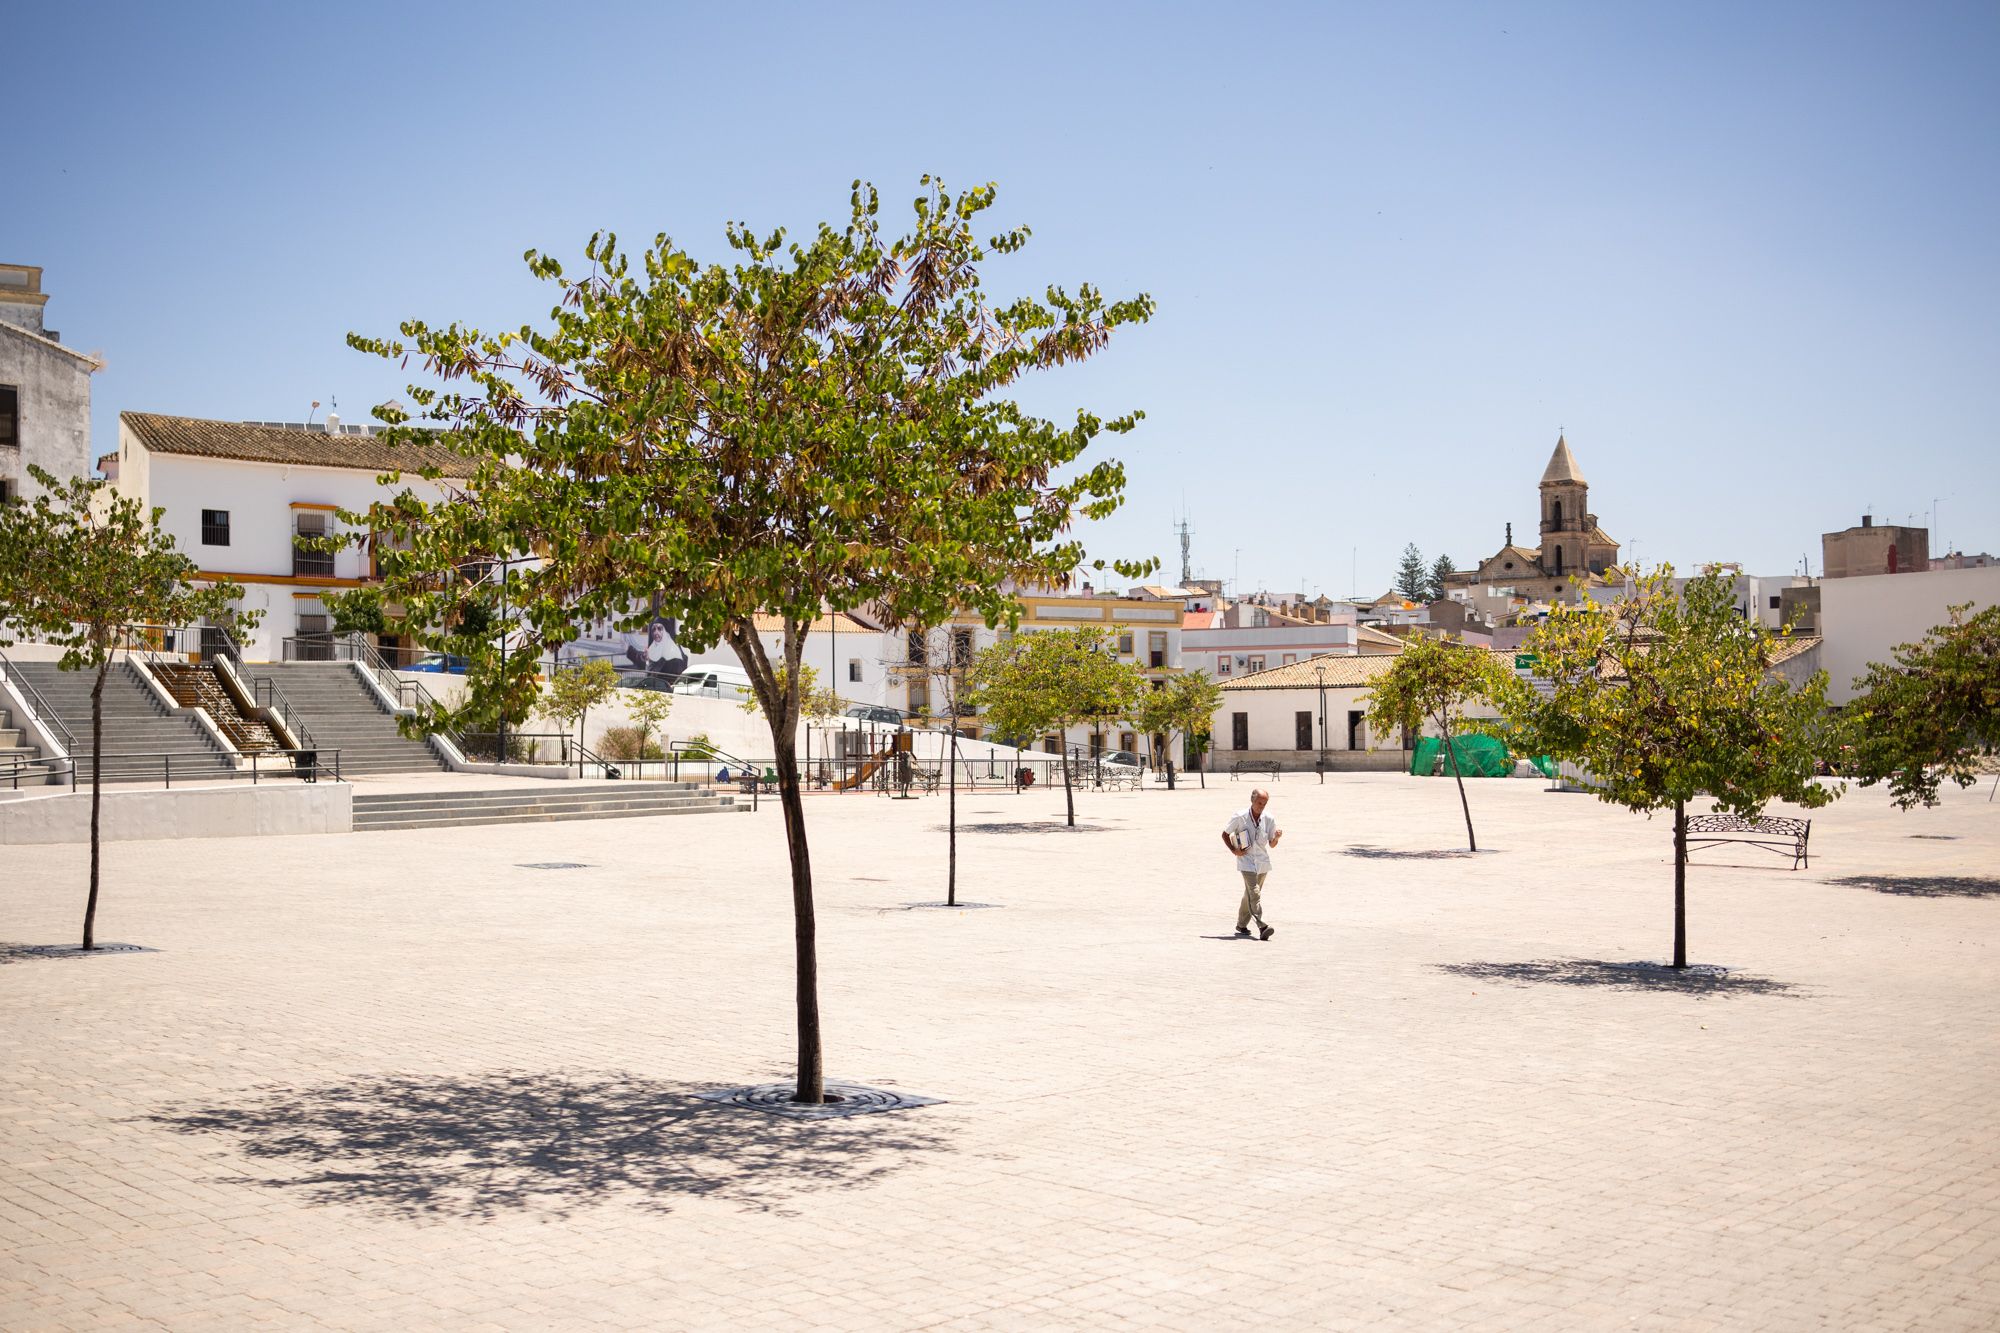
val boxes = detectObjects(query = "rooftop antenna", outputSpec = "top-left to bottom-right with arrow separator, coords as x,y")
1175,513 -> 1194,587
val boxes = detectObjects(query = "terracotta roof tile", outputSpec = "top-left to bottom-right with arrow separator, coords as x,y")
122,413 -> 473,477
1219,653 -> 1403,690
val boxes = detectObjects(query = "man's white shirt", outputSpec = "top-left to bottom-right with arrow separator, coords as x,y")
1224,809 -> 1279,874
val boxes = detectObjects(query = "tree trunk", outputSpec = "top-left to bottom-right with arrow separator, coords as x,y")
947,731 -> 958,906
770,722 -> 824,1102
1440,715 -> 1477,852
1062,744 -> 1075,827
1672,800 -> 1688,969
84,661 -> 107,950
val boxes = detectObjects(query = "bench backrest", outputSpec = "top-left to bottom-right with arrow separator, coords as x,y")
1685,813 -> 1809,836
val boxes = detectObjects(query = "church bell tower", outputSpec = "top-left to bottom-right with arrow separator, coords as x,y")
1539,433 -> 1589,578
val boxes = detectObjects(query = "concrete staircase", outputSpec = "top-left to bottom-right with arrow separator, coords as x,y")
152,662 -> 281,753
8,661 -> 235,782
249,663 -> 448,777
351,783 -> 744,831
0,702 -> 44,784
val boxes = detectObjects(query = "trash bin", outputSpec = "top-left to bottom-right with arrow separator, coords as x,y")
294,749 -> 318,783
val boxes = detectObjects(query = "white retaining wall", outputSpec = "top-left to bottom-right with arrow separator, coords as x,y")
0,782 -> 352,844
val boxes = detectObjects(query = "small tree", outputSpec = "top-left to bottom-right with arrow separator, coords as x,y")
1366,633 -> 1510,850
1496,566 -> 1836,968
348,179 -> 1152,1102
907,625 -> 981,905
625,688 -> 676,772
539,659 -> 620,774
1843,603 -> 2000,808
972,626 -> 1141,826
1395,543 -> 1429,600
1426,555 -> 1454,603
1131,669 -> 1223,789
0,465 -> 255,949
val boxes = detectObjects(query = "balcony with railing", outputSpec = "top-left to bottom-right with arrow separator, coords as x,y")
292,539 -> 336,579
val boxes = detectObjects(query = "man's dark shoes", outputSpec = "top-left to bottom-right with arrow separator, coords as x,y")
1259,924 -> 1276,941
1234,926 -> 1252,938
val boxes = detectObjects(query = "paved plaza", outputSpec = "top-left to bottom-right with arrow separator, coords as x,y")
2,772 -> 1996,1330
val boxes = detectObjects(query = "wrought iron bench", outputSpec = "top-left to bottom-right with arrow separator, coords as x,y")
1231,760 -> 1281,781
1684,814 -> 1812,869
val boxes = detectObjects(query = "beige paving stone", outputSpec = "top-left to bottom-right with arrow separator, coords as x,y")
1,773 -> 1996,1329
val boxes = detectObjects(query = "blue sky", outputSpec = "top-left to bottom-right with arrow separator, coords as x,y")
11,1 -> 1996,594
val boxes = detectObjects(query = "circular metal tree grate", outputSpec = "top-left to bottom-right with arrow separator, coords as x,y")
695,1081 -> 944,1120
1,942 -> 156,964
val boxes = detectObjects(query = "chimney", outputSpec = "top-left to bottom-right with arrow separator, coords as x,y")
1861,515 -> 1873,528
0,264 -> 48,337
325,411 -> 341,434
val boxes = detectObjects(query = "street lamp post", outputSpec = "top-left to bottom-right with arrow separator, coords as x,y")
489,554 -> 535,762
1314,662 -> 1328,784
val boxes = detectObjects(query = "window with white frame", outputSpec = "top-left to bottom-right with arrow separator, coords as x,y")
848,658 -> 862,682
1216,655 -> 1231,676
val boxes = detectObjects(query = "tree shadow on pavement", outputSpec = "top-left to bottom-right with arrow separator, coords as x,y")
147,1070 -> 951,1221
1434,959 -> 1801,997
1344,845 -> 1486,860
937,821 -> 1110,835
1830,874 -> 2000,899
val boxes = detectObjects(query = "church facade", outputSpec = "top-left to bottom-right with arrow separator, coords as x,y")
1445,435 -> 1620,605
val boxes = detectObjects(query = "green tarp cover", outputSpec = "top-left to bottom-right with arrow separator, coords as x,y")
1410,734 -> 1514,778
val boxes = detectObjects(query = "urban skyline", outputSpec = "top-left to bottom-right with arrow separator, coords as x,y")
10,1 -> 1994,592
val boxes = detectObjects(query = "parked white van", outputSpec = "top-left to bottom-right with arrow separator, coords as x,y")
671,663 -> 755,697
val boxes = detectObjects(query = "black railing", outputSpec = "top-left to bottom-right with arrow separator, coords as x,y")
0,644 -> 78,757
249,676 -> 316,749
292,546 -> 336,578
0,747 -> 341,791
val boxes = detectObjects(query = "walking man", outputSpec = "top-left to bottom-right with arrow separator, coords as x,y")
1222,787 -> 1283,940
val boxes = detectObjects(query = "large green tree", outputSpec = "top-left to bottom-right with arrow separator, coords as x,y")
0,465 -> 255,949
1843,602 -> 2000,808
346,179 -> 1152,1101
1495,566 -> 1836,968
1395,543 -> 1428,600
1365,634 -> 1510,850
971,625 -> 1143,826
1425,554 -> 1454,603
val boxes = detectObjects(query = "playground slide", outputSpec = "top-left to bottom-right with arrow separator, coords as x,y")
833,747 -> 895,791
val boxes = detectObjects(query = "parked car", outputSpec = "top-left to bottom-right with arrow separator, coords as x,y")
1101,750 -> 1143,771
618,670 -> 682,692
672,664 -> 755,696
844,704 -> 906,725
407,653 -> 469,674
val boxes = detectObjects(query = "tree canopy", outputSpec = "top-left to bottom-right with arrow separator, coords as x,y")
0,464 -> 255,949
972,626 -> 1143,825
1495,565 -> 1835,966
345,178 -> 1153,1100
1365,634 -> 1509,849
1130,667 -> 1223,784
1843,602 -> 2000,808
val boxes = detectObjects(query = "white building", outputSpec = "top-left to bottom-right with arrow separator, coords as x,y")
1817,564 -> 2000,704
0,264 -> 99,502
1584,567 -> 1809,631
1212,654 -> 1413,772
108,412 -> 467,662
750,611 -> 898,710
1184,611 -> 1400,680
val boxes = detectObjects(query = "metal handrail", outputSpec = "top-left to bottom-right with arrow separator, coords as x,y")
249,676 -> 316,749
1,746 -> 341,790
0,644 -> 78,757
